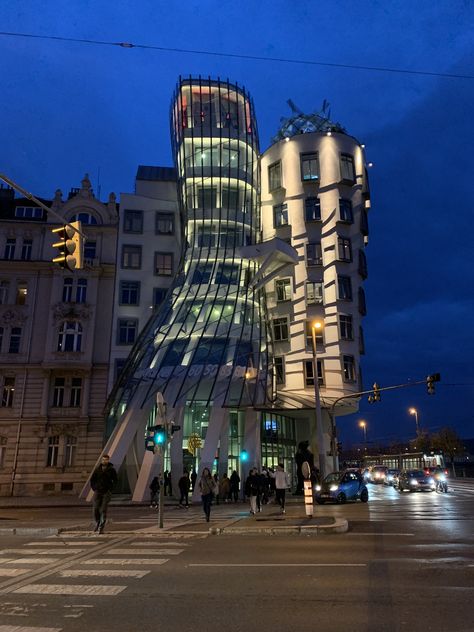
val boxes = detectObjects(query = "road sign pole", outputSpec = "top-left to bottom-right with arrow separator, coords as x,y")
158,445 -> 165,529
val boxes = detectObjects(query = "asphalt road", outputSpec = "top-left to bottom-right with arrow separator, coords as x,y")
0,481 -> 473,632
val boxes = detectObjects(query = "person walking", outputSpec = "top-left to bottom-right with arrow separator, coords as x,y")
178,469 -> 191,508
229,470 -> 240,502
90,454 -> 118,534
220,473 -> 231,502
198,467 -> 216,522
149,476 -> 160,508
245,468 -> 260,515
164,470 -> 172,496
271,463 -> 290,514
213,473 -> 220,505
191,469 -> 197,491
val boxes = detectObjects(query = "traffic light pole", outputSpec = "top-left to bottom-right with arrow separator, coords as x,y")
0,173 -> 87,239
158,442 -> 165,529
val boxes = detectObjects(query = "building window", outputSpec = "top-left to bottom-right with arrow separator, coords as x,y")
0,437 -> 6,468
122,245 -> 142,269
304,197 -> 321,222
274,357 -> 285,385
46,435 -> 60,467
120,281 -> 140,305
192,263 -> 214,285
21,239 -> 32,261
340,314 -> 353,340
268,161 -> 282,191
155,212 -> 175,235
65,436 -> 77,467
273,317 -> 289,342
53,377 -> 65,407
301,153 -> 320,181
62,278 -> 73,302
154,252 -> 173,276
71,212 -> 98,225
15,282 -> 27,305
343,355 -> 356,382
70,378 -> 82,407
273,204 -> 288,228
123,210 -> 143,233
306,281 -> 323,305
153,287 -> 167,308
360,208 -> 369,236
358,287 -> 367,315
339,199 -> 353,223
84,241 -> 97,260
8,328 -> 21,353
338,236 -> 352,262
57,321 -> 82,352
275,278 -> 291,302
305,320 -> 324,347
197,225 -> 218,248
4,239 -> 16,260
338,275 -> 353,301
15,206 -> 42,219
359,326 -> 365,355
215,263 -> 240,285
306,242 -> 322,266
117,319 -> 138,345
304,360 -> 324,387
1,377 -> 15,407
197,186 -> 217,209
76,279 -> 87,303
358,250 -> 368,278
222,187 -> 240,210
340,154 -> 355,183
0,281 -> 9,305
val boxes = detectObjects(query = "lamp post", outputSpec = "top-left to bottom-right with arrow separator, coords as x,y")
311,321 -> 326,479
409,407 -> 419,436
359,420 -> 367,446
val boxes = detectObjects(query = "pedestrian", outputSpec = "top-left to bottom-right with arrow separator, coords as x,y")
229,470 -> 240,502
271,462 -> 290,514
149,476 -> 160,508
90,454 -> 118,534
244,468 -> 260,515
198,467 -> 216,522
191,469 -> 197,491
164,470 -> 172,496
213,472 -> 220,505
220,473 -> 231,502
178,469 -> 191,508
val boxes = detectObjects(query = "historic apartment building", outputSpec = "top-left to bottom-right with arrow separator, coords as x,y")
0,176 -> 118,496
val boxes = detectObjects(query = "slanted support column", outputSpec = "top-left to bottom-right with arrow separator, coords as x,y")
241,408 -> 261,486
192,404 -> 226,502
169,407 -> 185,497
217,411 -> 229,479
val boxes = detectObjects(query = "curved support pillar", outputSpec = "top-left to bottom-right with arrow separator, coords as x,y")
169,407 -> 185,497
241,408 -> 261,485
132,449 -> 161,503
191,404 -> 227,503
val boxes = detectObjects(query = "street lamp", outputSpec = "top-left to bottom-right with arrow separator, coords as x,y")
311,320 -> 327,478
359,420 -> 367,446
409,407 -> 419,436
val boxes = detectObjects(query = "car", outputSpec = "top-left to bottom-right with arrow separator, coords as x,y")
315,470 -> 369,504
369,465 -> 388,484
383,469 -> 400,486
398,469 -> 436,492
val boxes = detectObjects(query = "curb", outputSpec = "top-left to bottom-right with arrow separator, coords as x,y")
0,527 -> 61,536
209,518 -> 349,536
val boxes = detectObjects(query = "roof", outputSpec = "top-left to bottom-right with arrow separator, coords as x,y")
136,166 -> 177,182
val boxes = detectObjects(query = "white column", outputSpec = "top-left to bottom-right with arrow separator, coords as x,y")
242,408 -> 261,484
191,404 -> 226,502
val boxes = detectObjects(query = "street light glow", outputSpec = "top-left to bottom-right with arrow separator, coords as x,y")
409,407 -> 417,415
359,420 -> 366,429
312,321 -> 323,330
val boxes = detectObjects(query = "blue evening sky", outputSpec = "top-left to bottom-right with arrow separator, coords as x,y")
1,1 -> 474,446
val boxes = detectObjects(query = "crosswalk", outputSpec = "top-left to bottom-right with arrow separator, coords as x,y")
0,534 -> 190,602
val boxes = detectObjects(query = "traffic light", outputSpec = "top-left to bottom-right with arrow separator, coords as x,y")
52,221 -> 83,270
170,424 -> 181,435
145,425 -> 167,451
240,449 -> 248,462
426,373 -> 441,395
368,382 -> 381,403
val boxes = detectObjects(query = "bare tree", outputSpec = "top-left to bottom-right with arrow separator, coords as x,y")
432,427 -> 464,477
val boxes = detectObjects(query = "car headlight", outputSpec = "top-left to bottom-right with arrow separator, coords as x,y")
329,485 -> 339,492
409,479 -> 419,485
428,478 -> 434,485
438,474 -> 446,481
315,485 -> 321,492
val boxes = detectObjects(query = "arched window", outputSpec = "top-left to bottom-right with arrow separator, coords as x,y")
57,321 -> 82,352
70,212 -> 98,225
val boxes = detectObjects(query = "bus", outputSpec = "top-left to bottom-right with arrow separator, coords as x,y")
363,452 -> 445,471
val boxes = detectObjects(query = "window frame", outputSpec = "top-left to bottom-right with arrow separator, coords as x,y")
1,376 -> 15,407
339,314 -> 354,340
119,280 -> 141,306
8,327 -> 22,354
123,209 -> 144,234
4,238 -> 16,260
342,354 -> 356,382
273,317 -> 289,342
117,318 -> 138,345
273,203 -> 289,228
121,245 -> 142,270
304,359 -> 324,387
154,252 -> 174,276
274,356 -> 285,385
337,236 -> 352,262
57,321 -> 82,353
275,278 -> 292,302
21,239 -> 33,261
306,281 -> 323,305
338,275 -> 353,301
304,197 -> 321,222
300,152 -> 320,182
306,242 -> 323,266
268,161 -> 282,192
340,153 -> 356,184
155,212 -> 175,235
339,199 -> 354,223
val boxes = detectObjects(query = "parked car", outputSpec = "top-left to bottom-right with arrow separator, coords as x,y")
398,469 -> 436,493
369,465 -> 388,484
383,469 -> 400,486
315,470 -> 369,504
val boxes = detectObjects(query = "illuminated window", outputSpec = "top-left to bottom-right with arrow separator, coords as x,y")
273,204 -> 288,227
15,282 -> 27,305
306,281 -> 323,305
340,154 -> 355,183
1,377 -> 15,407
338,236 -> 352,262
304,197 -> 321,221
338,276 -> 352,301
339,314 -> 353,340
343,355 -> 356,382
154,252 -> 173,276
155,213 -> 174,235
197,187 -> 217,208
268,161 -> 282,191
301,153 -> 319,181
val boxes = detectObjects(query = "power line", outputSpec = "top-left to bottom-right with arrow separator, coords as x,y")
1,31 -> 474,81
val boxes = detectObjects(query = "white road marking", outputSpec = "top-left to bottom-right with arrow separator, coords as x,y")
80,558 -> 168,566
106,548 -> 184,555
59,570 -> 150,578
13,584 -> 127,596
7,558 -> 61,565
130,541 -> 188,546
0,569 -> 29,577
346,533 -> 415,536
26,542 -> 98,547
0,627 -> 63,632
188,563 -> 367,567
1,550 -> 83,555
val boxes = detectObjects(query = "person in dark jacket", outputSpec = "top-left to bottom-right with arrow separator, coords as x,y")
149,476 -> 160,508
244,468 -> 260,515
178,469 -> 191,508
90,454 -> 117,534
229,470 -> 240,502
